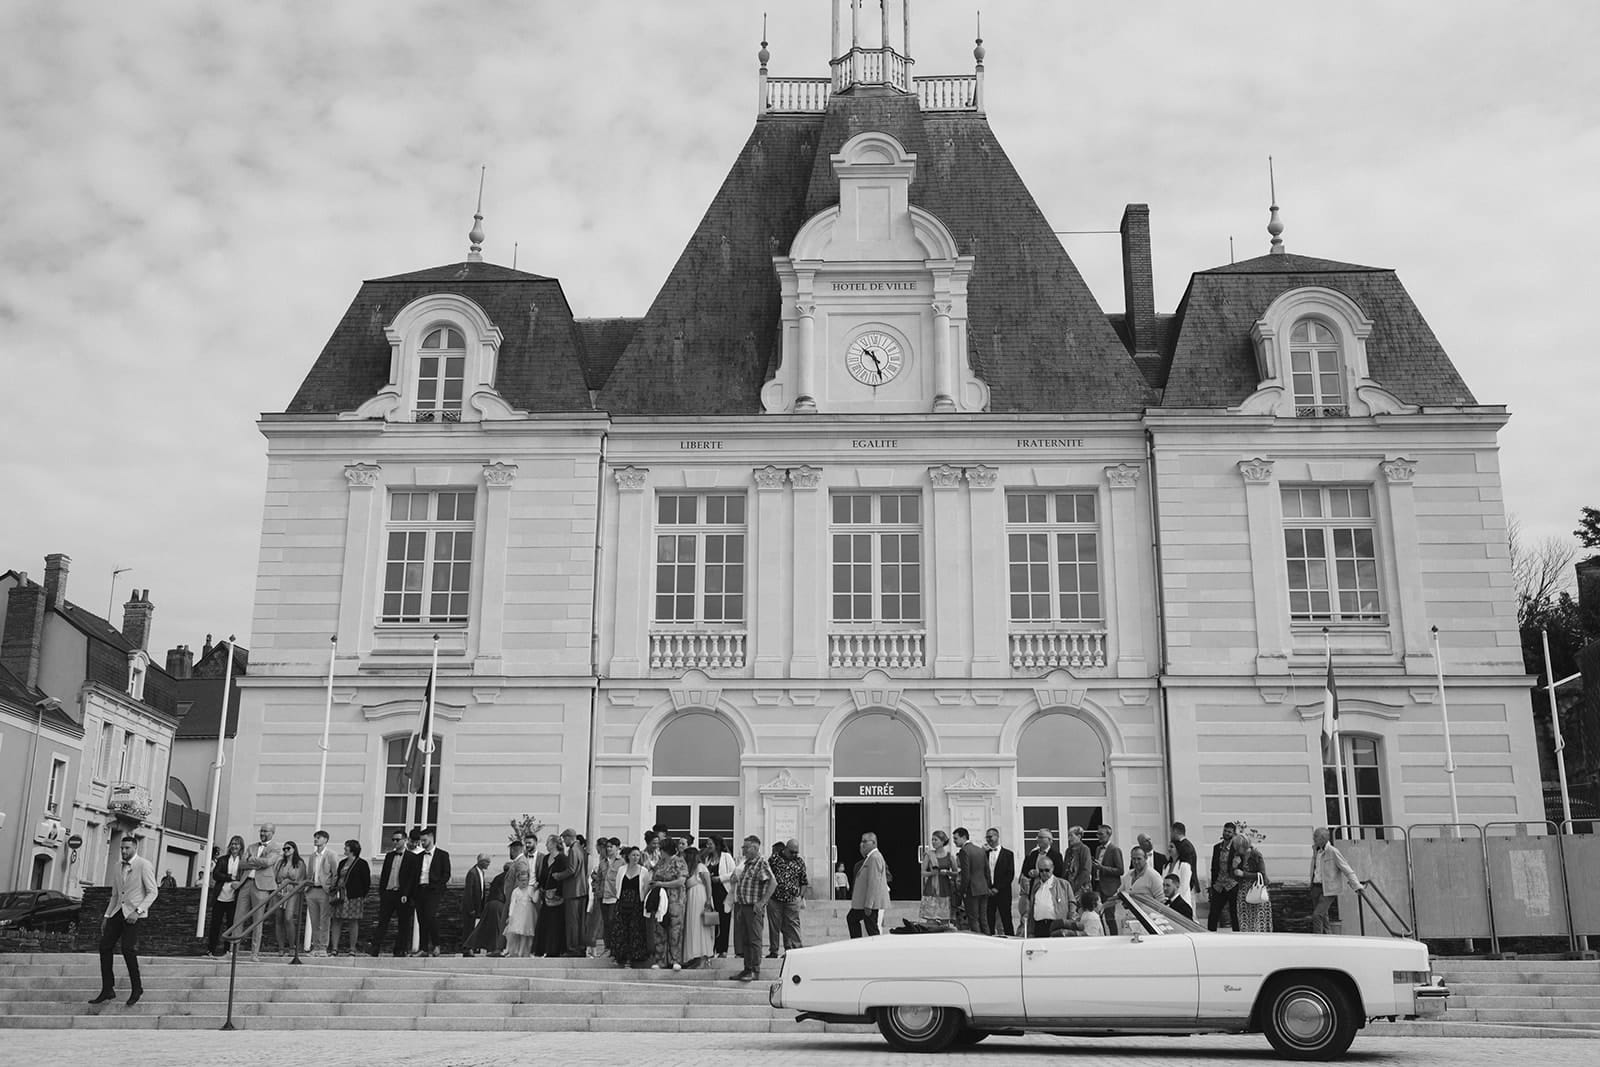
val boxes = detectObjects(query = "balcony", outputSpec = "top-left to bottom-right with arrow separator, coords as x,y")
107,782 -> 153,821
1009,629 -> 1108,672
649,631 -> 747,671
163,801 -> 210,837
412,408 -> 462,423
829,630 -> 926,670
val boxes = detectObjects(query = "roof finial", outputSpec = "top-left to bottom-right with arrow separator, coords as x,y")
758,12 -> 770,67
512,241 -> 518,271
974,11 -> 985,64
1267,155 -> 1285,255
467,164 -> 487,263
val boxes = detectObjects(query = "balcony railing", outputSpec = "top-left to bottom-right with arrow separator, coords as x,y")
163,801 -> 210,837
412,408 -> 462,423
1009,629 -> 1108,671
107,782 -> 154,821
829,630 -> 926,670
649,631 -> 747,671
1295,404 -> 1348,418
766,77 -> 833,113
762,70 -> 979,114
916,74 -> 978,111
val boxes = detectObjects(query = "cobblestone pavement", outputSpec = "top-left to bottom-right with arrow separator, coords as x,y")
3,1030 -> 1597,1067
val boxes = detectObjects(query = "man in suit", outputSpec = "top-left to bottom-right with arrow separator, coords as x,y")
557,827 -> 589,957
1208,822 -> 1239,932
369,829 -> 410,956
91,833 -> 158,1007
983,826 -> 1016,937
235,822 -> 278,960
1170,820 -> 1201,900
1137,833 -> 1168,876
306,829 -> 338,956
1093,824 -> 1125,932
847,831 -> 889,938
402,826 -> 451,956
459,852 -> 491,956
952,827 -> 991,935
1063,826 -> 1093,897
1018,829 -> 1066,912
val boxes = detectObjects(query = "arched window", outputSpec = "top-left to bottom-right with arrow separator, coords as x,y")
834,713 -> 922,778
1017,713 -> 1107,845
1290,319 -> 1344,418
415,326 -> 466,422
651,713 -> 740,844
166,776 -> 192,809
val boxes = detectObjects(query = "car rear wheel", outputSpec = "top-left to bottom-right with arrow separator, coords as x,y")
876,1004 -> 964,1052
1260,974 -> 1357,1061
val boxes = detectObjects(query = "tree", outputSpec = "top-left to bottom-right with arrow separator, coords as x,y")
1576,506 -> 1600,549
1508,513 -> 1577,630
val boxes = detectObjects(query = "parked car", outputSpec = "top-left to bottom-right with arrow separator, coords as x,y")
0,890 -> 80,932
770,890 -> 1448,1059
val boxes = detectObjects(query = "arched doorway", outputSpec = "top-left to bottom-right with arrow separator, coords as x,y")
651,712 -> 740,848
1017,712 -> 1108,846
832,713 -> 922,901
30,854 -> 52,891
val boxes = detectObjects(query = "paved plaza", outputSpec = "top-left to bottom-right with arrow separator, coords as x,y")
2,1029 -> 1596,1067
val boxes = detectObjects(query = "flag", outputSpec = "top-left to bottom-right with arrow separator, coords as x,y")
1321,658 -> 1341,762
401,667 -> 436,790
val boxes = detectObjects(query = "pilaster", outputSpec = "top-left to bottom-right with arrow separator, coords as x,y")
790,465 -> 825,676
966,465 -> 1007,676
474,461 -> 517,670
610,466 -> 649,677
1381,457 -> 1432,674
753,465 -> 789,677
1238,457 -> 1289,674
1104,463 -> 1147,678
929,464 -> 967,676
337,463 -> 383,661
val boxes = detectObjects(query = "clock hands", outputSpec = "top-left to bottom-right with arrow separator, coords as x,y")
864,347 -> 884,380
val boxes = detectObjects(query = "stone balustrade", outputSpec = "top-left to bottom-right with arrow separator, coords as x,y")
1008,629 -> 1108,671
829,630 -> 926,670
917,74 -> 978,111
649,630 -> 747,671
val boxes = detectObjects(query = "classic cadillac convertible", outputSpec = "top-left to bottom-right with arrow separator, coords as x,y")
771,892 -> 1447,1059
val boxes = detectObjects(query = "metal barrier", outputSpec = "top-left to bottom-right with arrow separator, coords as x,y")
1407,824 -> 1493,943
1484,821 -> 1573,954
1561,820 -> 1600,940
1330,825 -> 1413,937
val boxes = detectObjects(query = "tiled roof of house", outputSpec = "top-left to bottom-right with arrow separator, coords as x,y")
0,661 -> 81,734
574,318 -> 641,392
284,265 -> 594,414
173,674 -> 242,740
1161,255 -> 1476,408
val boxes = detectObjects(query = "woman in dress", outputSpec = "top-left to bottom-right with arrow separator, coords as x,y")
1230,833 -> 1272,932
272,841 -> 308,955
533,835 -> 568,957
919,829 -> 956,923
330,838 -> 370,955
503,861 -> 535,957
607,846 -> 652,967
680,845 -> 714,968
702,836 -> 733,957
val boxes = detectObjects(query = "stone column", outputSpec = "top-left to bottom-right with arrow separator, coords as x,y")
338,463 -> 383,659
1105,463 -> 1148,678
1239,457 -> 1289,674
931,300 -> 955,412
966,465 -> 1007,676
795,302 -> 818,413
789,465 -> 825,676
1380,458 -> 1431,674
929,464 -> 967,676
610,466 -> 650,678
753,465 -> 789,678
475,461 -> 518,670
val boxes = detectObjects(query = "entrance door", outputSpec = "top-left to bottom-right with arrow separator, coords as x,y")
653,802 -> 736,849
834,802 -> 921,902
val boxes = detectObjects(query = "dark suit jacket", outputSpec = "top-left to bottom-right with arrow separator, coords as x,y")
1019,846 -> 1066,890
990,847 -> 1015,897
378,848 -> 405,894
1210,838 -> 1232,887
1174,837 -> 1200,891
957,840 -> 991,897
397,849 -> 423,899
1063,840 -> 1092,894
423,848 -> 451,892
1166,895 -> 1194,919
211,853 -> 242,897
1094,843 -> 1125,899
462,864 -> 487,920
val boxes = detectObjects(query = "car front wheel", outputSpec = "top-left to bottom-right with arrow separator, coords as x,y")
1260,974 -> 1358,1061
876,1004 -> 963,1053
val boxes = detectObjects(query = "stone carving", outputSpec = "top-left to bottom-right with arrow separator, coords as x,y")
789,465 -> 822,490
931,301 -> 955,318
481,461 -> 519,486
965,465 -> 998,489
1238,457 -> 1276,483
928,463 -> 963,489
794,302 -> 817,319
343,462 -> 382,487
761,768 -> 809,793
1381,457 -> 1418,484
613,465 -> 649,491
1105,463 -> 1142,489
753,464 -> 787,489
946,767 -> 996,792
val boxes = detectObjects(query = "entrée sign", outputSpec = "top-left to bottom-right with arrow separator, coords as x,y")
833,780 -> 923,798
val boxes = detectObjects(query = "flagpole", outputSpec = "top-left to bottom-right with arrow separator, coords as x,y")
195,636 -> 237,938
1431,626 -> 1461,835
306,635 -> 336,950
1542,628 -> 1575,829
1325,628 -> 1351,832
422,635 -> 438,830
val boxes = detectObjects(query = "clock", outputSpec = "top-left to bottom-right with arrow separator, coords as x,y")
844,331 -> 905,386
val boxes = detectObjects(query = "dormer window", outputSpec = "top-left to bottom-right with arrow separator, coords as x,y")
415,326 -> 466,422
127,650 -> 149,700
1290,319 -> 1345,418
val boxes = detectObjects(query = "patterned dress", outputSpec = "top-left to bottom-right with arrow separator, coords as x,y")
334,859 -> 366,921
1233,847 -> 1273,932
919,846 -> 955,922
607,871 -> 651,965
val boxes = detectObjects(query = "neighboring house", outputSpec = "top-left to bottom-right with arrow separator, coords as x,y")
0,660 -> 83,894
1,556 -> 193,894
167,636 -> 247,869
227,8 -> 1543,891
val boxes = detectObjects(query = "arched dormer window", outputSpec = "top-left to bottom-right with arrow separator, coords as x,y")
416,326 -> 466,422
1290,319 -> 1345,418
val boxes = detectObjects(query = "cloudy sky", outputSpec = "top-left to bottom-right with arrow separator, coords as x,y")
2,0 -> 1595,657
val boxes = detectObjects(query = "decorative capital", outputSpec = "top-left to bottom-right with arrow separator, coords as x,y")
481,461 -> 519,487
343,462 -> 382,487
613,465 -> 649,491
1238,457 -> 1276,484
931,300 -> 955,318
928,463 -> 963,489
789,464 -> 822,490
794,301 -> 817,319
965,465 -> 998,489
753,464 -> 787,490
1380,457 -> 1418,484
1105,462 -> 1142,489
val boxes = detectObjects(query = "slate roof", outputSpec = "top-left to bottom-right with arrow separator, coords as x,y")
574,318 -> 641,392
598,88 -> 1156,414
1160,253 -> 1476,408
285,263 -> 594,414
0,661 -> 81,734
173,674 -> 243,740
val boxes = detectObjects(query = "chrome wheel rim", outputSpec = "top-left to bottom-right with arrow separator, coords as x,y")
1278,988 -> 1335,1047
889,1005 -> 939,1037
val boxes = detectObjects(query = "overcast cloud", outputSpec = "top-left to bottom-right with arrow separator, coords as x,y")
1,0 -> 1595,656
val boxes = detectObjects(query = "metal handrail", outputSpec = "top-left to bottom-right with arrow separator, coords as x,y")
1329,823 -> 1410,938
1354,878 -> 1412,939
219,882 -> 309,1031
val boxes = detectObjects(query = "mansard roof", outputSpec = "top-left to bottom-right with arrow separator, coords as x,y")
284,263 -> 594,414
1161,252 -> 1477,408
596,89 -> 1156,414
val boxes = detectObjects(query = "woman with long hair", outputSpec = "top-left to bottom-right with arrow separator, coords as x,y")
680,846 -> 714,968
533,835 -> 568,957
272,840 -> 308,955
1231,833 -> 1272,932
330,839 -> 370,955
607,846 -> 652,967
919,829 -> 956,923
702,835 -> 734,957
205,835 -> 247,956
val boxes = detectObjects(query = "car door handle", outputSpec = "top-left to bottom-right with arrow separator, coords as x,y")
1025,948 -> 1048,958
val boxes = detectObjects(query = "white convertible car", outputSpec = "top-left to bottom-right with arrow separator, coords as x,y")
771,892 -> 1448,1059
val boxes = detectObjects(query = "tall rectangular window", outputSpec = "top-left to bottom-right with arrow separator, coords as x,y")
382,489 -> 476,623
831,492 -> 922,623
415,326 -> 465,421
145,739 -> 159,793
1282,486 -> 1382,622
119,730 -> 135,782
1006,490 -> 1102,623
1324,735 -> 1385,834
654,493 -> 747,623
46,759 -> 67,815
1290,320 -> 1345,417
97,723 -> 114,781
382,735 -> 443,842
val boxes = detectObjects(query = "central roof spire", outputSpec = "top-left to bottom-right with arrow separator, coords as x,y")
831,0 -> 913,94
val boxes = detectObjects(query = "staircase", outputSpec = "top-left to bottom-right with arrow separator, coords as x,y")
1370,958 -> 1600,1039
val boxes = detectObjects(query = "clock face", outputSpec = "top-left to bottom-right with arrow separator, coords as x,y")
844,331 -> 905,386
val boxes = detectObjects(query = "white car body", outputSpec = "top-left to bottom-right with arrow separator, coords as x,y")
771,892 -> 1447,1059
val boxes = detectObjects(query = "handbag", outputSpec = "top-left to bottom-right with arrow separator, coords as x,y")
1244,876 -> 1269,906
699,908 -> 720,927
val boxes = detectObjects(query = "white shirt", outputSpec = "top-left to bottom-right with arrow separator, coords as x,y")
1032,876 -> 1061,922
987,846 -> 999,880
218,854 -> 242,902
420,849 -> 435,885
310,847 -> 333,888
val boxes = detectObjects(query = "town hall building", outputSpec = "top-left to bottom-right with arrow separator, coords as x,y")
230,3 -> 1540,896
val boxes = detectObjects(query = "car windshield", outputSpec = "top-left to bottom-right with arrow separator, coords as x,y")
1117,891 -> 1204,935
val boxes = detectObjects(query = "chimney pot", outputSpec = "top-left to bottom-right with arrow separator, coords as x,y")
43,553 -> 70,612
165,644 -> 194,679
122,590 -> 156,652
2,579 -> 48,690
1119,204 -> 1158,357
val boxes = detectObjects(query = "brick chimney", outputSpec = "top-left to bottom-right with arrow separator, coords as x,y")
165,644 -> 194,679
43,553 -> 70,612
1119,203 -> 1159,357
2,575 -> 47,690
122,589 -> 155,652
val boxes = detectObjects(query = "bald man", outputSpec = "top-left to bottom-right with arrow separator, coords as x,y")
461,852 -> 491,955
